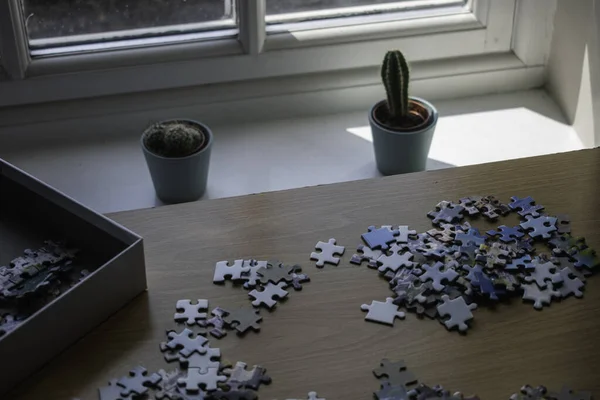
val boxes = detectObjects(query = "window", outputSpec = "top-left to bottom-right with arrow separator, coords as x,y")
22,0 -> 238,56
0,0 -> 523,107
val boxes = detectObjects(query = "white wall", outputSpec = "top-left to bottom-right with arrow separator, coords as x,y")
547,0 -> 600,147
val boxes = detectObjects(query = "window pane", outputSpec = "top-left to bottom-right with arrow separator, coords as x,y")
267,0 -> 408,16
266,0 -> 468,24
22,0 -> 236,41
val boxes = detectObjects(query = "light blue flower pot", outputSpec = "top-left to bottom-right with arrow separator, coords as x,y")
369,97 -> 438,175
141,119 -> 213,204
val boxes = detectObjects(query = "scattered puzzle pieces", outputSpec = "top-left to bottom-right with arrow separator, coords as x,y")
437,295 -> 477,332
174,299 -> 208,325
310,238 -> 345,267
248,282 -> 288,309
361,297 -> 406,326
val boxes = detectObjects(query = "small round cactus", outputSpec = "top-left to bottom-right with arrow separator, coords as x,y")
143,121 -> 206,158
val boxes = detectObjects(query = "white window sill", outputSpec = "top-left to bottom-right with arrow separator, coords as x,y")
0,89 -> 585,214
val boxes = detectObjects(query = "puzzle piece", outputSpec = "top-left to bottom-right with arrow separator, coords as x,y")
117,366 -> 161,397
349,244 -> 382,268
223,361 -> 271,390
289,268 -> 310,291
178,345 -> 221,371
505,237 -> 535,256
310,238 -> 345,267
373,359 -> 418,387
556,214 -> 571,234
475,242 -> 512,269
454,228 -> 486,246
99,379 -> 134,400
521,283 -> 560,310
548,386 -> 593,400
362,226 -> 399,250
571,248 -> 600,270
242,260 -> 268,289
396,225 -> 418,243
200,307 -> 228,339
553,256 -> 589,281
222,307 -> 262,334
155,369 -> 187,400
557,267 -> 585,298
377,245 -> 414,273
427,203 -> 465,225
417,262 -> 459,292
361,297 -> 406,326
509,385 -> 548,400
520,215 -> 557,239
486,225 -> 524,243
505,254 -> 533,271
248,282 -> 288,309
547,234 -> 587,256
458,197 -> 480,216
175,299 -> 208,325
214,260 -> 251,283
257,263 -> 295,284
284,392 -> 326,400
178,367 -> 227,392
508,196 -> 545,217
427,224 -> 459,243
475,272 -> 503,300
492,270 -> 521,292
437,295 -> 477,332
524,258 -> 563,288
163,328 -> 208,357
374,382 -> 412,400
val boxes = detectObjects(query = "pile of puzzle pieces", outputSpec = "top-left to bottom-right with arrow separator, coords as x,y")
356,195 -> 599,332
0,240 -> 84,336
213,259 -> 310,311
97,297 -> 325,400
372,358 -> 593,400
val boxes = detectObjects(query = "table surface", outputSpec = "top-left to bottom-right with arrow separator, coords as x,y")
11,149 -> 600,400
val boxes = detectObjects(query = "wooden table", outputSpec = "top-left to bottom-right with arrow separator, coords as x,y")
11,149 -> 600,400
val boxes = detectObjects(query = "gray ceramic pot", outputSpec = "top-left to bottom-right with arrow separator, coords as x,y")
141,119 -> 213,204
369,97 -> 438,175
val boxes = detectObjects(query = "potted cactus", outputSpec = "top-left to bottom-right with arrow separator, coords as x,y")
141,119 -> 213,204
369,50 -> 438,175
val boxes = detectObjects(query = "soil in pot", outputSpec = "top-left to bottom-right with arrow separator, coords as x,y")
373,99 -> 433,132
143,120 -> 207,158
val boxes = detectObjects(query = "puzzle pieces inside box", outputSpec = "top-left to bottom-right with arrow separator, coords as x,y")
310,238 -> 345,267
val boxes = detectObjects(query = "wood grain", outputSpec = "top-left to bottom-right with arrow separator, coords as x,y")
10,149 -> 600,400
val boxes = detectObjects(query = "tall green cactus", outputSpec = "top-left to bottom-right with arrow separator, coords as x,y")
381,50 -> 410,119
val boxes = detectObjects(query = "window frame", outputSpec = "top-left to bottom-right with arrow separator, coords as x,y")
0,0 -> 517,107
